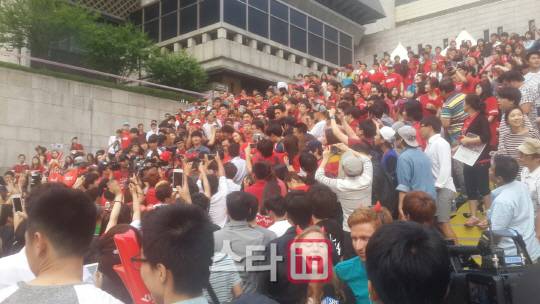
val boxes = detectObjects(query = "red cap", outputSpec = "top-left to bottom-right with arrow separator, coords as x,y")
160,151 -> 172,162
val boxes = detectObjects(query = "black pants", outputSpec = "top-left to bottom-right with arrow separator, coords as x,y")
463,162 -> 491,200
342,231 -> 356,261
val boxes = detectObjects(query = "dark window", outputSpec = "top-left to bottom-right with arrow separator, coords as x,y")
129,10 -> 143,26
340,46 -> 352,66
200,0 -> 220,28
290,26 -> 306,53
248,7 -> 268,38
270,0 -> 287,20
406,46 -> 411,51
162,0 -> 178,15
417,44 -> 422,53
443,39 -> 448,49
308,33 -> 323,59
144,2 -> 160,22
270,17 -> 288,45
161,12 -> 178,41
484,30 -> 489,41
224,0 -> 246,29
497,27 -> 503,35
308,17 -> 323,36
180,4 -> 198,34
145,20 -> 160,43
324,25 -> 338,43
530,20 -> 536,39
325,41 -> 338,64
339,32 -> 352,49
249,0 -> 268,12
180,0 -> 197,8
290,9 -> 306,29
373,54 -> 377,62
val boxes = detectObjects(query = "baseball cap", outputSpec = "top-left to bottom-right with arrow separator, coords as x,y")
398,126 -> 418,147
148,134 -> 159,143
123,122 -> 130,126
379,126 -> 396,144
387,64 -> 395,69
517,138 -> 540,155
341,152 -> 364,176
74,156 -> 85,165
160,151 -> 172,162
301,140 -> 323,153
313,104 -> 327,113
98,162 -> 109,174
193,119 -> 201,124
71,136 -> 78,141
395,99 -> 407,111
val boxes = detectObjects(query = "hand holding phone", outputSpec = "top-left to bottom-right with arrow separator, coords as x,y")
12,194 -> 23,213
173,169 -> 184,190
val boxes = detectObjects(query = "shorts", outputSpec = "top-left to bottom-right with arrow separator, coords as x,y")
463,162 -> 491,200
436,187 -> 456,223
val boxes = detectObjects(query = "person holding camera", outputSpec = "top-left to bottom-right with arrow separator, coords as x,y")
112,154 -> 130,193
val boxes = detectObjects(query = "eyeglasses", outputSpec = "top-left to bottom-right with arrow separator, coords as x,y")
131,254 -> 148,270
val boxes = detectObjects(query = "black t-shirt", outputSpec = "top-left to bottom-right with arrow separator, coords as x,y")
0,225 -> 15,258
315,219 -> 344,261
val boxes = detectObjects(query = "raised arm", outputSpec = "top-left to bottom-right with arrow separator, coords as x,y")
104,180 -> 123,234
199,163 -> 212,198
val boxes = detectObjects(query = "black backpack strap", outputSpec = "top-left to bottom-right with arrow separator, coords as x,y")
274,155 -> 280,165
206,282 -> 220,304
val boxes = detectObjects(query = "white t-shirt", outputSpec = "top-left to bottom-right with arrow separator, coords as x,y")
226,179 -> 241,193
208,176 -> 229,228
268,220 -> 291,237
308,120 -> 328,142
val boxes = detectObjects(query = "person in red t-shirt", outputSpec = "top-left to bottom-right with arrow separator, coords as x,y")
476,81 -> 500,147
404,101 -> 427,151
70,137 -> 85,157
284,171 -> 310,192
12,154 -> 30,184
121,122 -> 132,150
419,78 -> 443,117
456,65 -> 480,95
435,46 -> 445,71
112,154 -> 130,193
384,65 -> 404,93
370,63 -> 386,84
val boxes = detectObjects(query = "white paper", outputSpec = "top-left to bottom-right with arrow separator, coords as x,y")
452,133 -> 487,166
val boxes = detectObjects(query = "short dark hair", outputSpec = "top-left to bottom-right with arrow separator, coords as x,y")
265,124 -> 283,137
252,161 -> 272,180
526,50 -> 540,61
252,120 -> 265,132
359,119 -> 377,138
228,143 -> 240,158
141,203 -> 214,296
420,115 -> 442,133
498,87 -> 521,104
130,127 -> 140,135
299,153 -> 318,174
404,100 -> 424,122
344,106 -> 362,120
264,195 -> 286,217
298,99 -> 312,110
308,184 -> 336,220
499,70 -> 525,83
368,102 -> 384,119
500,32 -> 509,37
493,155 -> 519,183
203,175 -> 219,196
284,190 -> 312,226
191,193 -> 210,212
438,77 -> 455,93
365,221 -> 450,304
257,139 -> 274,158
156,182 -> 173,202
226,192 -> 253,221
83,173 -> 100,190
4,171 -> 14,178
221,125 -> 235,135
223,162 -> 238,180
294,122 -> 308,135
26,185 -> 96,257
191,130 -> 203,138
246,192 -> 261,222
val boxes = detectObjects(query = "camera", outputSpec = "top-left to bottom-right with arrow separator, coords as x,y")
109,160 -> 121,171
330,145 -> 340,155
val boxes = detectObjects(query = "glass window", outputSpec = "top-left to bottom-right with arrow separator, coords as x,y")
180,4 -> 197,34
144,2 -> 160,22
224,0 -> 246,30
308,17 -> 323,36
270,0 -> 287,21
290,26 -> 306,53
248,7 -> 268,38
340,46 -> 352,66
290,9 -> 306,29
325,40 -> 338,65
180,0 -> 197,8
340,32 -> 352,49
161,12 -> 178,41
162,0 -> 178,15
270,17 -> 288,46
249,0 -> 268,12
224,0 -> 246,29
129,10 -> 143,26
324,25 -> 338,43
308,33 -> 323,59
145,20 -> 160,43
200,0 -> 220,28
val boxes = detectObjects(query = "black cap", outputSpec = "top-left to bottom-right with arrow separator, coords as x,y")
148,134 -> 159,143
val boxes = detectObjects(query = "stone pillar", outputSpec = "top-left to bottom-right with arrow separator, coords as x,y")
262,45 -> 271,54
310,62 -> 318,70
201,33 -> 211,43
288,54 -> 296,62
187,38 -> 196,47
173,42 -> 182,52
321,66 -> 328,74
217,28 -> 227,39
249,39 -> 257,49
234,34 -> 242,43
299,58 -> 308,67
275,49 -> 284,58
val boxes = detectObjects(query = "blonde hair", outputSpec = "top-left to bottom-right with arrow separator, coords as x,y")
347,206 -> 393,230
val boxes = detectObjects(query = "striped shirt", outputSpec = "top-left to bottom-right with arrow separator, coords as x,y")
441,91 -> 468,140
204,253 -> 242,304
499,128 -> 540,180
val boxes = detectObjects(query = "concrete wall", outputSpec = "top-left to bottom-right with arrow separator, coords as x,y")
0,67 -> 187,174
355,0 -> 540,65
363,0 -> 396,35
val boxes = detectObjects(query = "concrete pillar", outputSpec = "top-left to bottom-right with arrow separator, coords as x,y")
321,66 -> 328,74
310,62 -> 318,70
173,42 -> 182,52
187,38 -> 196,47
234,34 -> 242,43
288,54 -> 296,62
300,58 -> 308,67
249,39 -> 257,49
262,45 -> 271,54
217,28 -> 227,38
202,33 -> 211,43
275,49 -> 284,58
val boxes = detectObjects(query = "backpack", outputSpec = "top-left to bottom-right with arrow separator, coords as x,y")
372,160 -> 399,217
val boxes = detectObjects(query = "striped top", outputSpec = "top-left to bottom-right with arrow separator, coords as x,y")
441,91 -> 468,141
499,128 -> 540,180
204,253 -> 242,304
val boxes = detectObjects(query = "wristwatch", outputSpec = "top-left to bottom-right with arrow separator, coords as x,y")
330,116 -> 336,119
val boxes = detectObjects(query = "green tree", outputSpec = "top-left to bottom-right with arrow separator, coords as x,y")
0,0 -> 97,61
144,48 -> 208,92
79,22 -> 154,78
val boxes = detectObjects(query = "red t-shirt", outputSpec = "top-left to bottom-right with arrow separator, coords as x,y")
359,72 -> 371,81
295,185 -> 311,192
121,132 -> 132,150
113,170 -> 129,192
436,55 -> 445,71
384,73 -> 404,91
419,94 -> 442,117
370,72 -> 386,84
459,76 -> 480,95
12,164 -> 30,183
412,121 -> 427,151
422,59 -> 434,74
145,187 -> 160,206
485,96 -> 500,147
404,69 -> 416,91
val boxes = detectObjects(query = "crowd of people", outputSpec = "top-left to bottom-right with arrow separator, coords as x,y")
1,29 -> 540,304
